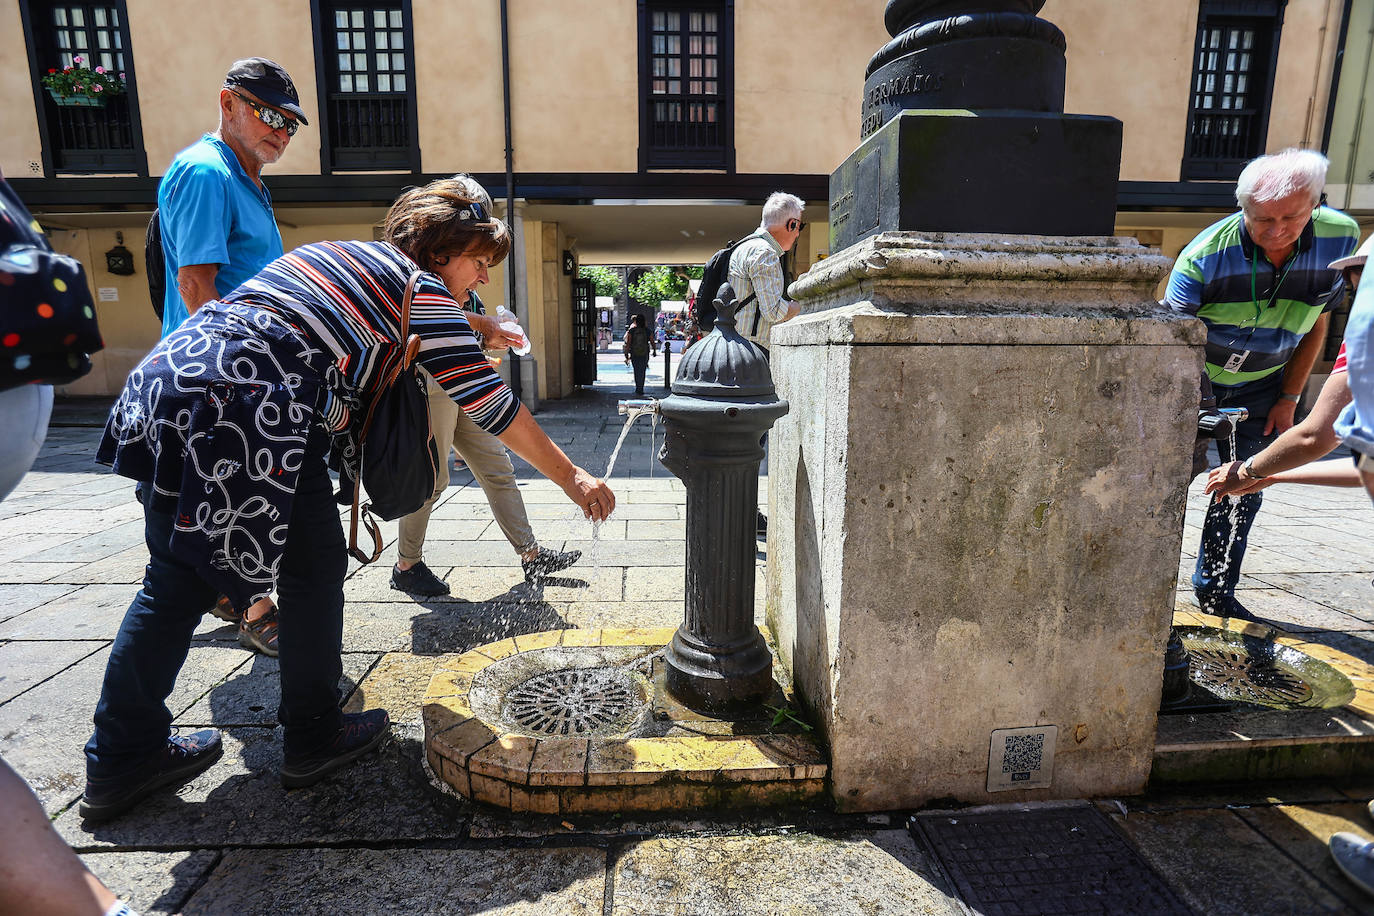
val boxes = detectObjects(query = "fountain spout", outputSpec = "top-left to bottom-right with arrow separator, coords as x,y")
617,398 -> 660,420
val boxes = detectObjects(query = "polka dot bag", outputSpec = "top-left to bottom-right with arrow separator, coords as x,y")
0,177 -> 103,391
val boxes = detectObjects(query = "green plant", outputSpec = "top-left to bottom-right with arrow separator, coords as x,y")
578,265 -> 622,299
628,265 -> 697,311
766,704 -> 814,732
42,56 -> 126,100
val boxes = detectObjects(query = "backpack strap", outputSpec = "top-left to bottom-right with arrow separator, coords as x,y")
348,269 -> 424,564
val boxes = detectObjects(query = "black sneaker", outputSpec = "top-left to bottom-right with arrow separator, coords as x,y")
79,728 -> 223,820
390,561 -> 450,596
281,709 -> 391,788
521,547 -> 583,581
756,511 -> 768,538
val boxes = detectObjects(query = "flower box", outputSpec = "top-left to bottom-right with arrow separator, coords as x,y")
46,87 -> 106,108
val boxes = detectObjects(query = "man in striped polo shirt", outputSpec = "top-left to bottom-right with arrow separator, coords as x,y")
1166,148 -> 1358,621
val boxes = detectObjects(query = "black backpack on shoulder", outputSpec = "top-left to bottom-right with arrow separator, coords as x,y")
145,208 -> 165,322
693,236 -> 757,332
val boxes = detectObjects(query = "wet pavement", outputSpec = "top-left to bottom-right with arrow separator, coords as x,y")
4,347 -> 1374,914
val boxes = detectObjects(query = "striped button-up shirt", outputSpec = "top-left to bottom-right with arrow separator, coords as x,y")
728,229 -> 789,349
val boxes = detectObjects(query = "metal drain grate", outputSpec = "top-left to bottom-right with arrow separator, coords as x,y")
503,667 -> 642,736
1187,644 -> 1314,706
911,805 -> 1191,915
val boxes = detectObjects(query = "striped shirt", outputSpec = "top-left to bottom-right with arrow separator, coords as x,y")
1165,206 -> 1358,388
729,229 -> 789,349
223,240 -> 519,436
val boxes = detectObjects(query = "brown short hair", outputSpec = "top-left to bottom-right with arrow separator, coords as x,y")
383,178 -> 511,271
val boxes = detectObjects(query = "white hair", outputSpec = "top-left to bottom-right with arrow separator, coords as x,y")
1235,149 -> 1328,210
760,191 -> 805,229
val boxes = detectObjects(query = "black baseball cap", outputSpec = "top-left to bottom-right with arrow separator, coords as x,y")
223,57 -> 308,125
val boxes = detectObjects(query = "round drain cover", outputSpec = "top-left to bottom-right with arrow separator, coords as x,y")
502,666 -> 646,737
1176,626 -> 1356,710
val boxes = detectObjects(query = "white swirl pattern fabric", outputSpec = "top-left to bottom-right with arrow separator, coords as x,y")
97,240 -> 520,610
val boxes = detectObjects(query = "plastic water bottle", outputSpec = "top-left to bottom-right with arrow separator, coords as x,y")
495,304 -> 531,356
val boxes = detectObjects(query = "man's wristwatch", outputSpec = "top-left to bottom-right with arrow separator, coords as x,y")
1278,393 -> 1301,404
1241,457 -> 1267,480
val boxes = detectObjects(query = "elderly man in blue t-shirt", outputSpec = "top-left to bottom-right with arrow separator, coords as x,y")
155,57 -> 307,651
157,57 -> 305,337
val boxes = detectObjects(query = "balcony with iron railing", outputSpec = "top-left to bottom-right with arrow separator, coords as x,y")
45,93 -> 138,173
326,92 -> 412,170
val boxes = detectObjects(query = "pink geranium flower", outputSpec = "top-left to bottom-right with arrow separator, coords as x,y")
95,65 -> 105,74
92,84 -> 103,92
72,55 -> 83,64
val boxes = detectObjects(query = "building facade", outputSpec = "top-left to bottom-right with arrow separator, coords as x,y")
3,0 -> 1370,399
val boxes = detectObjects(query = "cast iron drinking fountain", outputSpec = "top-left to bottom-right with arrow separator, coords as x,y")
419,284 -> 825,814
619,282 -> 790,712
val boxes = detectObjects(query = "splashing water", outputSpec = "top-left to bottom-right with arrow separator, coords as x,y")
1210,425 -> 1245,591
589,406 -> 658,542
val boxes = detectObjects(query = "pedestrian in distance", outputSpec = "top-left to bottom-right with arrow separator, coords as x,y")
624,313 -> 651,396
80,177 -> 615,821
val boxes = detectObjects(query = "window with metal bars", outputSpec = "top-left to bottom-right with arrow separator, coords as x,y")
1182,1 -> 1285,181
639,1 -> 733,171
315,2 -> 417,171
23,0 -> 142,173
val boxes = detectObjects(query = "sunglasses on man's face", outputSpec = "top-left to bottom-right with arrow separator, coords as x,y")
232,91 -> 299,136
787,218 -> 807,233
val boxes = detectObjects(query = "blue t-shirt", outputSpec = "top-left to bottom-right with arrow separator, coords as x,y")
156,134 -> 283,337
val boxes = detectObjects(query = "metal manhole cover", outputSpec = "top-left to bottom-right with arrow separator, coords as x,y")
502,667 -> 646,736
1177,626 -> 1356,710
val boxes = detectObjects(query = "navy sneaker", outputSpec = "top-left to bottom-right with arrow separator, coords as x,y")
521,547 -> 582,582
390,561 -> 450,597
281,709 -> 391,788
79,728 -> 223,820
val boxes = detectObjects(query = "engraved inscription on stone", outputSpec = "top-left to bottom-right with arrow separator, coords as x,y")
830,189 -> 854,228
862,71 -> 945,137
854,150 -> 881,235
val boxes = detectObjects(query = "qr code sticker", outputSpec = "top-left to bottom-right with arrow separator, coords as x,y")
1001,733 -> 1044,776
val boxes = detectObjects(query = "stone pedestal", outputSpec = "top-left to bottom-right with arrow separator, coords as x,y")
767,232 -> 1204,812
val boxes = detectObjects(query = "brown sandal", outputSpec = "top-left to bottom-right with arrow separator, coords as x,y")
238,605 -> 279,657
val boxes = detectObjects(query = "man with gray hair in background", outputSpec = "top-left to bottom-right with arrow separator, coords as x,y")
730,191 -> 805,355
729,191 -> 806,536
1166,148 -> 1358,621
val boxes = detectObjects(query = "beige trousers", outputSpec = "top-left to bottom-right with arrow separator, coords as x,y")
396,374 -> 537,564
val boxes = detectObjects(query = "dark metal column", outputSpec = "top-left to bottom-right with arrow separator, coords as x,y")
657,284 -> 789,712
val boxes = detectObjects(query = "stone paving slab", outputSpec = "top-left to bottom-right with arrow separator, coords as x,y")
609,831 -> 959,916
1233,801 -> 1374,913
2,645 -> 249,814
175,652 -> 379,727
181,846 -> 607,916
1107,807 -> 1352,914
0,582 -> 81,623
82,850 -> 220,916
56,726 -> 472,849
0,639 -> 104,704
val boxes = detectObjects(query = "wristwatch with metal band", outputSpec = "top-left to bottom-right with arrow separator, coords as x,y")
1242,457 -> 1267,479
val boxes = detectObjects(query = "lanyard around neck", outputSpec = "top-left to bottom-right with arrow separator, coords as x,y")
1249,248 -> 1297,323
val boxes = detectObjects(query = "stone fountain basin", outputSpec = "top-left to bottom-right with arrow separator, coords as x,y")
422,628 -> 828,815
1154,611 -> 1374,786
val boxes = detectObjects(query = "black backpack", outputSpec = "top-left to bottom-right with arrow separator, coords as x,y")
145,208 -> 165,322
693,236 -> 757,332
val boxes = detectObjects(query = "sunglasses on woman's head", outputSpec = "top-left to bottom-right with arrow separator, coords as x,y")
232,91 -> 299,136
